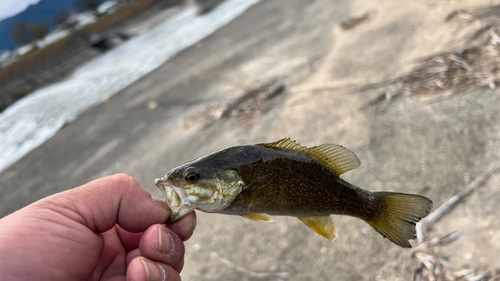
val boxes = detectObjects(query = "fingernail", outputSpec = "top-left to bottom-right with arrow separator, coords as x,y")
158,225 -> 175,255
140,259 -> 151,281
141,259 -> 167,281
156,262 -> 167,281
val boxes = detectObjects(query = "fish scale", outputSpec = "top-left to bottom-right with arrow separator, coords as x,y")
226,156 -> 368,217
155,138 -> 432,248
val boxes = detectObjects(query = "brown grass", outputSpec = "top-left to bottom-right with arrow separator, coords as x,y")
340,12 -> 371,31
82,0 -> 165,34
362,3 -> 500,109
0,36 -> 77,81
411,233 -> 500,281
411,165 -> 500,281
182,79 -> 284,130
401,3 -> 500,96
0,0 -> 166,82
399,46 -> 500,96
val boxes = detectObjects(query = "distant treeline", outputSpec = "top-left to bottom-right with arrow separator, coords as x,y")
8,0 -> 125,48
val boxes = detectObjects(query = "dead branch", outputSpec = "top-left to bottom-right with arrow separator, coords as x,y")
422,164 -> 500,228
412,164 -> 500,281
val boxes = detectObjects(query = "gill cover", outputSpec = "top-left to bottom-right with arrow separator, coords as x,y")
155,163 -> 246,222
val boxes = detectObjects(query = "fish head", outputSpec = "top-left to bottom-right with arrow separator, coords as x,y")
155,162 -> 245,223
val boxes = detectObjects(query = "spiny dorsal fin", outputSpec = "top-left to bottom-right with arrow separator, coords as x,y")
258,138 -> 360,176
242,213 -> 275,223
299,216 -> 338,240
258,138 -> 308,153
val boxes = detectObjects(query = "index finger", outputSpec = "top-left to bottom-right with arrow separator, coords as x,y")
38,173 -> 171,233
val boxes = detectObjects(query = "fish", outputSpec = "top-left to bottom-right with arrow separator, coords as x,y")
155,138 -> 432,248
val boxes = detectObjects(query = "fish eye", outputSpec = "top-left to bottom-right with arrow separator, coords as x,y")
184,169 -> 200,183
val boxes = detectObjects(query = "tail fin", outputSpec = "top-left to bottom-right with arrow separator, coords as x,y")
366,192 -> 432,248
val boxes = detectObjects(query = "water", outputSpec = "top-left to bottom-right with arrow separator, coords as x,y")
0,0 -> 261,173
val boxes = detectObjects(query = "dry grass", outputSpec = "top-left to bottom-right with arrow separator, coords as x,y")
411,165 -> 500,281
0,36 -> 77,81
182,79 -> 284,130
219,79 -> 284,121
360,4 -> 500,278
0,0 -> 167,81
402,3 -> 500,95
445,3 -> 500,45
411,232 -> 500,281
399,46 -> 500,96
363,3 -> 500,109
81,0 -> 170,34
340,12 -> 371,31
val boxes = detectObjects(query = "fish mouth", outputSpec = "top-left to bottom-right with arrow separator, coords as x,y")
155,177 -> 196,223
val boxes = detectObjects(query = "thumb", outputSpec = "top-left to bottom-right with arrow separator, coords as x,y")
37,173 -> 170,233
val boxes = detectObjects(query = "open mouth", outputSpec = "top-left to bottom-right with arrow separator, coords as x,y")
155,178 -> 182,207
155,177 -> 195,222
155,177 -> 181,208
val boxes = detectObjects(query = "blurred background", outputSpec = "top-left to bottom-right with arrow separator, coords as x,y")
1,0 -> 500,280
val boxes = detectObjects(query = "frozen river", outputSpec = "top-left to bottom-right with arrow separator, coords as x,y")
0,0 -> 261,173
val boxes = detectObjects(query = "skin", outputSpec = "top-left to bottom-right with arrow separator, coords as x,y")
0,174 -> 196,281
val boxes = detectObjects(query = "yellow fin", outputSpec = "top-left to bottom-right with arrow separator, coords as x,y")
299,216 -> 338,240
258,138 -> 308,153
307,144 -> 360,176
258,138 -> 360,176
242,213 -> 275,223
366,192 -> 433,248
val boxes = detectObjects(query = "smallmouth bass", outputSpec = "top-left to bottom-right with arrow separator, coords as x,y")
155,138 -> 432,248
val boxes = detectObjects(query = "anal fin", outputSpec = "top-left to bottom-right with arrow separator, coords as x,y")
299,216 -> 338,240
242,213 -> 275,223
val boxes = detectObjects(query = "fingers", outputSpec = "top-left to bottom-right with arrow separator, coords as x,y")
127,257 -> 181,281
139,225 -> 185,273
167,211 -> 197,241
123,211 -> 196,267
116,225 -> 143,252
38,174 -> 170,233
126,249 -> 141,266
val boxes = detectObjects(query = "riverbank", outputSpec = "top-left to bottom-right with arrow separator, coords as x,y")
0,0 -> 183,112
2,0 -> 500,280
0,0 -> 260,173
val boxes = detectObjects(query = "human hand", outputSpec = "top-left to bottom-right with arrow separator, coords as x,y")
0,174 -> 196,281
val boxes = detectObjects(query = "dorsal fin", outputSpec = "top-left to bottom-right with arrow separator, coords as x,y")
257,138 -> 360,176
306,144 -> 360,176
258,138 -> 307,153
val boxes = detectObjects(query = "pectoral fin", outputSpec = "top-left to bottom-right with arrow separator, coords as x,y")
243,174 -> 273,191
242,213 -> 275,223
299,216 -> 338,240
